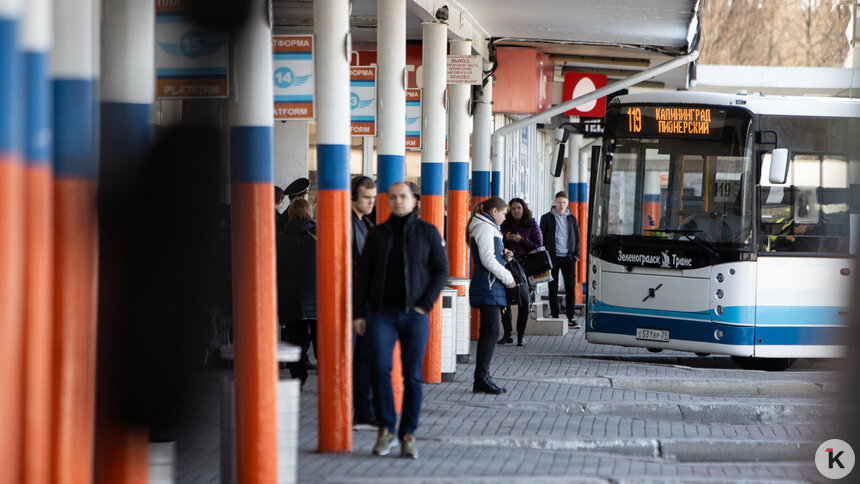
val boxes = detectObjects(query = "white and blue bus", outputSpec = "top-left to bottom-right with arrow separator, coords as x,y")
586,91 -> 860,370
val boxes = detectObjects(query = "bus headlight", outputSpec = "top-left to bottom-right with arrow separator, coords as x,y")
716,273 -> 724,283
714,329 -> 724,340
592,265 -> 597,274
715,305 -> 724,315
715,289 -> 724,299
591,296 -> 597,305
592,280 -> 597,290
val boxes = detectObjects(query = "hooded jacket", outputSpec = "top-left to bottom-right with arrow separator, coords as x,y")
539,206 -> 580,259
468,213 -> 515,307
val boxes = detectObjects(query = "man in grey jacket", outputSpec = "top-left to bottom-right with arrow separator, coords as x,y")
539,191 -> 581,328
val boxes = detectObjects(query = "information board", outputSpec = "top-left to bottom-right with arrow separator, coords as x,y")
272,35 -> 314,120
155,0 -> 228,99
405,88 -> 421,150
350,66 -> 376,136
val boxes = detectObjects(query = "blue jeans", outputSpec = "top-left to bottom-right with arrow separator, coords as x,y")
367,306 -> 429,438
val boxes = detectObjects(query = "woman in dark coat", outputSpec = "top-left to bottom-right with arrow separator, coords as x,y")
276,198 -> 316,384
499,198 -> 543,346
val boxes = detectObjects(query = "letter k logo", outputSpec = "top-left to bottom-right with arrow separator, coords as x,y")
828,448 -> 845,469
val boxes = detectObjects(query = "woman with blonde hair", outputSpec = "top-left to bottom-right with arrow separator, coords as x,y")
467,197 -> 516,395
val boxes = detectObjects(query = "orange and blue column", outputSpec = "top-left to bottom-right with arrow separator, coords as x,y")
0,1 -> 25,482
315,0 -> 353,452
568,132 -> 584,305
578,148 -> 589,305
20,0 -> 53,482
420,20 -> 447,383
229,0 -> 279,476
470,64 -> 492,339
94,1 -> 153,483
376,0 -> 406,413
643,170 -> 661,230
51,0 -> 100,482
446,39 -> 471,280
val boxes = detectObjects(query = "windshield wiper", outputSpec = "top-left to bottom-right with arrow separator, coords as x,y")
646,229 -> 719,259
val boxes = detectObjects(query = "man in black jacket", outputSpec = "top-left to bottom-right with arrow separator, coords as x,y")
350,175 -> 377,431
354,182 -> 449,459
539,191 -> 581,328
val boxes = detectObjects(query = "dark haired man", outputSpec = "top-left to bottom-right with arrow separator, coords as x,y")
539,191 -> 581,328
351,175 -> 377,431
354,182 -> 449,459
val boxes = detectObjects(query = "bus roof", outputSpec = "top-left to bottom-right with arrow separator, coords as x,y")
611,91 -> 860,118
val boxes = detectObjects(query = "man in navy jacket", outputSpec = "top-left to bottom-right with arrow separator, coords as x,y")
354,182 -> 449,459
539,191 -> 581,328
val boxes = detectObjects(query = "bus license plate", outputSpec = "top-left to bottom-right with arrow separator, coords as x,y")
636,328 -> 669,342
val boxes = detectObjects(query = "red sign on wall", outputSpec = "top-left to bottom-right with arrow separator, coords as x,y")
562,72 -> 608,118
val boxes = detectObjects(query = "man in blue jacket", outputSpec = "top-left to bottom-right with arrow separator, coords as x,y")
353,182 -> 449,460
539,191 -> 581,328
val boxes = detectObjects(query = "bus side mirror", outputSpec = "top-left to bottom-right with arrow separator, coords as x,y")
551,128 -> 569,178
768,148 -> 790,184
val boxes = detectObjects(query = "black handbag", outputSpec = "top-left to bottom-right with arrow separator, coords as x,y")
520,247 -> 553,276
504,259 -> 529,305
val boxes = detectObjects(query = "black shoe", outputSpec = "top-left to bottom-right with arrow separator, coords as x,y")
497,335 -> 513,345
473,378 -> 506,394
568,319 -> 580,329
517,337 -> 525,346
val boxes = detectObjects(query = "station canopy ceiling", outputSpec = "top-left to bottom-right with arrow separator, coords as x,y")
273,0 -> 701,90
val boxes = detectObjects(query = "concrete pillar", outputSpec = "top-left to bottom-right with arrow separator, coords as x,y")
229,0 -> 279,478
314,0 -> 353,453
0,1 -> 24,482
375,0 -> 405,222
447,39 -> 470,279
20,0 -> 53,482
51,0 -> 99,482
567,131 -> 584,305
96,0 -> 154,482
274,120 -> 309,191
470,61 -> 492,339
420,20 -> 446,384
577,138 -> 589,305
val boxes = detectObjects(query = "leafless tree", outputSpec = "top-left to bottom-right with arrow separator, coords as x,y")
700,0 -> 852,66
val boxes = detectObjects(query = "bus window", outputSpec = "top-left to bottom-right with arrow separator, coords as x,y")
760,153 -> 849,254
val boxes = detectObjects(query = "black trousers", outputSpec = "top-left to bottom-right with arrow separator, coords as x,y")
475,306 -> 502,382
501,289 -> 529,337
352,333 -> 376,424
549,255 -> 576,320
281,319 -> 314,382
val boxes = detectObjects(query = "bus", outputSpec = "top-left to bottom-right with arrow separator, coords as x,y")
585,91 -> 860,370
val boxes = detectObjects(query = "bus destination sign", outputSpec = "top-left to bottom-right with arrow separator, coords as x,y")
618,105 -> 728,140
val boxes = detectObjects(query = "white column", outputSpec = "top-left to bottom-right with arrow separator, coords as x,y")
376,0 -> 405,196
471,59 -> 492,199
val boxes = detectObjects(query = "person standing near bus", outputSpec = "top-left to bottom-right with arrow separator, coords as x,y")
539,191 -> 580,328
500,198 -> 543,346
353,182 -> 449,459
468,197 -> 516,395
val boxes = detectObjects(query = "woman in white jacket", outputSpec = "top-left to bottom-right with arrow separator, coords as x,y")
467,197 -> 516,394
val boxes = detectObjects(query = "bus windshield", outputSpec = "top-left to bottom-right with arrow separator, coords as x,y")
594,105 -> 754,250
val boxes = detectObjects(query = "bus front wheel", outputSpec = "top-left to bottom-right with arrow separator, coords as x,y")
731,356 -> 796,371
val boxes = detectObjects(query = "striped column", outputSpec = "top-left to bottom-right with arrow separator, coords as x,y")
229,0 -> 279,476
0,1 -> 24,482
643,169 -> 661,230
470,63 -> 492,339
568,132 -> 584,305
375,0 -> 405,224
20,0 -> 52,482
95,0 -> 152,482
578,142 -> 589,303
420,21 -> 446,384
376,0 -> 406,413
446,39 -> 470,279
51,0 -> 99,482
315,0 -> 352,452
